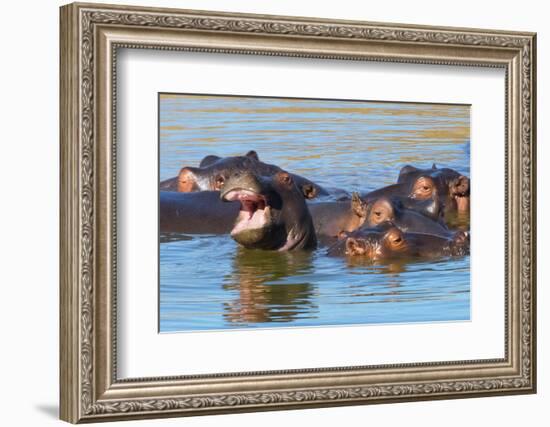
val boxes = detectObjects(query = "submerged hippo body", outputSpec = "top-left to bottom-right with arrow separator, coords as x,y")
159,150 -> 329,200
159,191 -> 239,234
363,196 -> 452,238
220,170 -> 316,251
308,193 -> 367,239
328,225 -> 469,261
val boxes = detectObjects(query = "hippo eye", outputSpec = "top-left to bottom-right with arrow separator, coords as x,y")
393,237 -> 402,243
279,173 -> 292,185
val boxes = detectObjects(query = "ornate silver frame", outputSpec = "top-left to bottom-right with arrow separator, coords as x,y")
60,2 -> 537,423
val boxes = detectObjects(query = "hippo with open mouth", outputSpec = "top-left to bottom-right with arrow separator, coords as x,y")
160,150 -> 328,200
220,170 -> 317,251
328,225 -> 469,261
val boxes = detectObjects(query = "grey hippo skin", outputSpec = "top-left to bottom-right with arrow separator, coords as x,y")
159,191 -> 239,234
159,189 -> 364,241
307,192 -> 367,240
159,150 -> 333,200
220,169 -> 317,251
396,164 -> 470,214
328,224 -> 470,261
360,164 -> 470,216
362,195 -> 453,238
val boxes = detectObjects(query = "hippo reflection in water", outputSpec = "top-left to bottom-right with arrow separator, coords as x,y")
159,150 -> 335,200
328,225 -> 469,261
223,248 -> 316,324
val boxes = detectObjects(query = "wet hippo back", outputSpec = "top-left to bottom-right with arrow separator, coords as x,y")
308,193 -> 367,238
160,191 -> 240,234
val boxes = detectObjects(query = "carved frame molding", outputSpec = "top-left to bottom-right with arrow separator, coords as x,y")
60,2 -> 536,423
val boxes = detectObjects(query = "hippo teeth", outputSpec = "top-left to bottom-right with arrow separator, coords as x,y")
223,189 -> 270,236
242,198 -> 266,219
230,206 -> 271,237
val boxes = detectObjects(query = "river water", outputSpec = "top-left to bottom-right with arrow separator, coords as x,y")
159,94 -> 470,332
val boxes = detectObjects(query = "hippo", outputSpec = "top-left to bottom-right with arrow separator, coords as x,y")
361,184 -> 443,222
328,225 -> 469,261
308,192 -> 367,240
220,169 -> 317,251
159,184 -> 361,238
397,164 -> 470,214
160,150 -> 328,200
362,196 -> 452,238
159,191 -> 239,234
388,192 -> 444,222
360,165 -> 469,223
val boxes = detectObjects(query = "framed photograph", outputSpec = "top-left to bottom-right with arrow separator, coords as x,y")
60,2 -> 537,423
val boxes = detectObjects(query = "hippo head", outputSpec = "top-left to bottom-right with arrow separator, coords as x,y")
362,195 -> 452,238
401,165 -> 470,214
344,226 -> 410,260
177,151 -> 260,193
220,170 -> 316,251
342,226 -> 469,260
177,150 -> 320,199
199,150 -> 259,168
364,197 -> 395,226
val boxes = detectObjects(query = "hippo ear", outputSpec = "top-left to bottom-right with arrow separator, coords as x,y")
300,183 -> 318,199
455,175 -> 470,193
245,150 -> 259,161
199,155 -> 221,168
432,163 -> 437,170
351,192 -> 367,218
177,167 -> 199,192
398,165 -> 418,182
